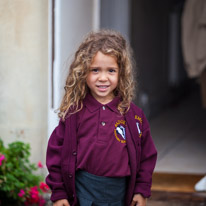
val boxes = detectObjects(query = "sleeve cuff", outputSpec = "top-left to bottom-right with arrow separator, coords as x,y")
50,190 -> 69,202
133,183 -> 151,198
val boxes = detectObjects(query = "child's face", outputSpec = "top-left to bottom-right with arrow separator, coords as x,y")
86,51 -> 119,104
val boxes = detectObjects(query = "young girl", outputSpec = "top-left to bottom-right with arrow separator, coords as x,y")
46,30 -> 157,206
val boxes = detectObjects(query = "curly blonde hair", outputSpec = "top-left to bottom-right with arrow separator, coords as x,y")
59,29 -> 135,120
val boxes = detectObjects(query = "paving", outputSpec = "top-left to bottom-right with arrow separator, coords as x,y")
148,191 -> 206,206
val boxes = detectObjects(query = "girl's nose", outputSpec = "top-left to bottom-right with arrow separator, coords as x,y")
99,72 -> 108,81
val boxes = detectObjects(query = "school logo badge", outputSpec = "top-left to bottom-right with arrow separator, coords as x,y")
135,115 -> 142,138
114,120 -> 126,143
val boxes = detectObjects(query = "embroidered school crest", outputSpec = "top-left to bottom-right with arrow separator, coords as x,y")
135,115 -> 142,138
114,120 -> 126,143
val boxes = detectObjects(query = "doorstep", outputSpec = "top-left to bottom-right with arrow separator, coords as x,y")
152,172 -> 205,192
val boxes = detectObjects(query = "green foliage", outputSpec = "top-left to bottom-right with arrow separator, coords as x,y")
0,138 -> 44,204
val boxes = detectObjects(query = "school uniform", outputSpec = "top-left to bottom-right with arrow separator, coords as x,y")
46,93 -> 157,206
76,94 -> 131,178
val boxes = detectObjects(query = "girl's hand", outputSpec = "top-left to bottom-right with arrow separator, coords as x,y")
53,199 -> 70,206
130,194 -> 147,206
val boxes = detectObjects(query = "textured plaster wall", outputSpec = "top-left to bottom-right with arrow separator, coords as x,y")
0,0 -> 48,171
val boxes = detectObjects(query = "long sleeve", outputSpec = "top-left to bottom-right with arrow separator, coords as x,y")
133,111 -> 157,198
46,120 -> 69,202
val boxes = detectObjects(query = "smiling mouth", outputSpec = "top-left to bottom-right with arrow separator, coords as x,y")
96,85 -> 110,91
97,85 -> 109,88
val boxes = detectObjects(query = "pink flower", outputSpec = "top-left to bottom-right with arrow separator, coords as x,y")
37,161 -> 44,168
24,186 -> 46,206
39,182 -> 50,193
0,154 -> 5,166
29,186 -> 39,203
18,189 -> 25,198
39,197 -> 46,206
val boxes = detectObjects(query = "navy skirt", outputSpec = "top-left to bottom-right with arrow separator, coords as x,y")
75,170 -> 127,206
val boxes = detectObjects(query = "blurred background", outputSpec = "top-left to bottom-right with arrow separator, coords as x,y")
0,0 -> 206,204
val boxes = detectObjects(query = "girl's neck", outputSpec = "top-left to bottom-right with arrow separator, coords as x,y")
91,94 -> 115,105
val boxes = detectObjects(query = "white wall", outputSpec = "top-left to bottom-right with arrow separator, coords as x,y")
48,0 -> 100,135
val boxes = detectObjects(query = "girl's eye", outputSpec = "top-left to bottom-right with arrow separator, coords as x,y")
109,68 -> 116,73
91,68 -> 99,73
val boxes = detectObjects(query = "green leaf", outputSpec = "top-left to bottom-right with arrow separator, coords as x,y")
0,138 -> 46,204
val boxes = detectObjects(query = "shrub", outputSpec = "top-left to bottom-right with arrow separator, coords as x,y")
0,138 -> 50,206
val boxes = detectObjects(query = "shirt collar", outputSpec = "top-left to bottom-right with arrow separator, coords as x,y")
106,96 -> 121,113
83,93 -> 121,113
